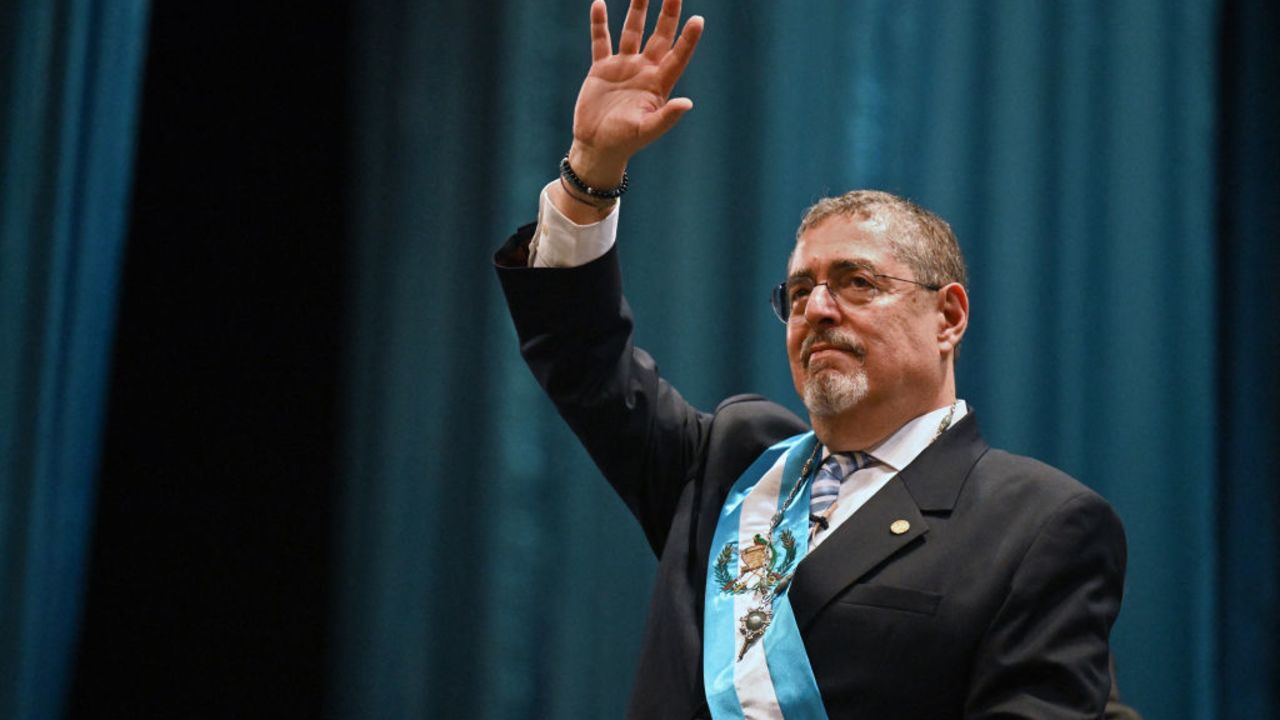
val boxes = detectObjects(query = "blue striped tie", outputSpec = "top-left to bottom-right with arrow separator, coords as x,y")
810,451 -> 875,523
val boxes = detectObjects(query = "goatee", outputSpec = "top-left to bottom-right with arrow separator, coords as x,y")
800,328 -> 868,417
804,367 -> 868,417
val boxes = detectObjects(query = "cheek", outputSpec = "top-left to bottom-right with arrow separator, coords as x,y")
857,323 -> 913,372
786,326 -> 808,389
786,325 -> 806,363
873,317 -> 936,371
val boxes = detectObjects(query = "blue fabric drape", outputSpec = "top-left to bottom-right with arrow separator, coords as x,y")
0,1 -> 150,718
337,2 -> 1274,718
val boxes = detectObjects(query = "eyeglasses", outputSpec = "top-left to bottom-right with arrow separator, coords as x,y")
770,265 -> 942,323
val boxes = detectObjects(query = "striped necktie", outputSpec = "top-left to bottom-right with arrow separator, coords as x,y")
809,451 -> 876,525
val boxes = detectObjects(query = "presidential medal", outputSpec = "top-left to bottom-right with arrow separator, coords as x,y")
715,527 -> 801,658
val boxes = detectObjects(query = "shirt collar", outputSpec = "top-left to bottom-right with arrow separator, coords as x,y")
851,400 -> 969,472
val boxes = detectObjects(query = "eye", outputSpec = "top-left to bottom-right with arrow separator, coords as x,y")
786,281 -> 813,303
834,270 -> 876,291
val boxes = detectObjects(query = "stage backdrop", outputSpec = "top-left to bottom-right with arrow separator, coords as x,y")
336,1 -> 1278,719
0,1 -> 150,719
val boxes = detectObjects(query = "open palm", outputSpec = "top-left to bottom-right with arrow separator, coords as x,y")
571,0 -> 704,176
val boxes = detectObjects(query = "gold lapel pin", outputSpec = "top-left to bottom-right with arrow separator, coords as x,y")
890,519 -> 911,535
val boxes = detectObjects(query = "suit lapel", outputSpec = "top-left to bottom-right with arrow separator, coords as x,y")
788,413 -> 989,632
790,478 -> 927,631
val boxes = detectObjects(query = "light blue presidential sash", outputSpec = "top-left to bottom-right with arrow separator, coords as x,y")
703,432 -> 827,719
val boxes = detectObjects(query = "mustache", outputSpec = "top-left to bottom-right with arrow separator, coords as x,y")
801,329 -> 866,366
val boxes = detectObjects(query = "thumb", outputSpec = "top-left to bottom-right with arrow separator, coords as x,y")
639,97 -> 694,142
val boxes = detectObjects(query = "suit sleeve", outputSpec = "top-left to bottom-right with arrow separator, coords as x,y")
964,491 -> 1128,719
495,225 -> 711,555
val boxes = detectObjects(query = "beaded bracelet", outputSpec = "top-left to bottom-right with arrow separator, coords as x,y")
559,156 -> 630,200
558,177 -> 615,212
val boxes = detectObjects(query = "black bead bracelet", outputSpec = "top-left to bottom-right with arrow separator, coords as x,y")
559,156 -> 629,200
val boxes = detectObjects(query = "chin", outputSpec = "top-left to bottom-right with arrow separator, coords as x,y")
803,369 -> 869,418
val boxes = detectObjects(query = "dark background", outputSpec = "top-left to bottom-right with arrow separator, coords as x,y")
70,5 -> 346,716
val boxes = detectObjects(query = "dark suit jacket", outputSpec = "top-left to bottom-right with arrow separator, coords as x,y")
497,227 -> 1128,719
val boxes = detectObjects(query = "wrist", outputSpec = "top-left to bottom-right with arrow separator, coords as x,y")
558,176 -> 617,210
567,141 -> 627,189
560,156 -> 628,202
548,178 -> 616,226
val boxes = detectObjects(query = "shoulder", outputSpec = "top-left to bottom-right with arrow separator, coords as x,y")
970,449 -> 1114,516
709,394 -> 808,445
964,448 -> 1127,565
699,394 -> 808,487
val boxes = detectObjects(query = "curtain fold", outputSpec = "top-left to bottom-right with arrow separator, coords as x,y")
0,1 -> 150,718
1217,1 -> 1280,718
338,2 -> 1268,718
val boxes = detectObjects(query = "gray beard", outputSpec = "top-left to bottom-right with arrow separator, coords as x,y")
803,367 -> 869,417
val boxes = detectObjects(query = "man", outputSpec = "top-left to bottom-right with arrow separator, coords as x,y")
495,1 -> 1133,717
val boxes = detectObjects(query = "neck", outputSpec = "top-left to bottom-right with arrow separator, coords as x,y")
812,378 -> 956,452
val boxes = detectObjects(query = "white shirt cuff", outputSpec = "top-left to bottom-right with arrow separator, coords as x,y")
529,181 -> 619,268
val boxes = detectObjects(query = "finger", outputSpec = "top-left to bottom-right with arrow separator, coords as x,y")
638,97 -> 694,141
590,0 -> 612,62
642,0 -> 681,60
618,0 -> 649,55
657,15 -> 703,92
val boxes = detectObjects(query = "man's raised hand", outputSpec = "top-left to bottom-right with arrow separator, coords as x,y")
567,0 -> 704,189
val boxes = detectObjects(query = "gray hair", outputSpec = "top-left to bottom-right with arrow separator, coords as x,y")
796,190 -> 967,290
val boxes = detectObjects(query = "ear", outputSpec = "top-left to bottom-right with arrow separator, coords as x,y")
936,283 -> 968,355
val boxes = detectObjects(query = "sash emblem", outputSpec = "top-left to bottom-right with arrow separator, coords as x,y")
713,530 -> 799,658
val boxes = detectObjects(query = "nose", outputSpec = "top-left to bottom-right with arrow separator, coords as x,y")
803,282 -> 841,325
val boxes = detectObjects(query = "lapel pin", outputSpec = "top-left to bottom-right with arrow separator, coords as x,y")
890,519 -> 911,535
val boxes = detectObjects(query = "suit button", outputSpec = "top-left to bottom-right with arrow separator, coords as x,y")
890,519 -> 911,535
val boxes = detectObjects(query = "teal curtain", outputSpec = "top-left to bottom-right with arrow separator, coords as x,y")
338,2 -> 1273,719
1217,1 -> 1280,717
0,1 -> 150,718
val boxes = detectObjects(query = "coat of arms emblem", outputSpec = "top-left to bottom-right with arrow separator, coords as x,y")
713,530 -> 799,658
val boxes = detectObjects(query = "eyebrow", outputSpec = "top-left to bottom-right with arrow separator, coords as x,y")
786,258 -> 879,284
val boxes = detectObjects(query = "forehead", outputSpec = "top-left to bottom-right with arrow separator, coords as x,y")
788,213 -> 902,276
